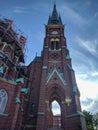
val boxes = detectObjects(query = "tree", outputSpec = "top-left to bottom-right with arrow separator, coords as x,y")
83,110 -> 94,130
93,113 -> 98,130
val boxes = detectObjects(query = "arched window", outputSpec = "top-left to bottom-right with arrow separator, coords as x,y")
52,100 -> 61,115
0,89 -> 8,113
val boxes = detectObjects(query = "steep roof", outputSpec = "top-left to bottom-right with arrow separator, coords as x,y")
47,3 -> 63,25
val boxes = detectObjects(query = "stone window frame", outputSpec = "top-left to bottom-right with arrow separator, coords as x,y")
0,89 -> 8,113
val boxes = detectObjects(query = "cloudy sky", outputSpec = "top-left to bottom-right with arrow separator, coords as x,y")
0,0 -> 98,114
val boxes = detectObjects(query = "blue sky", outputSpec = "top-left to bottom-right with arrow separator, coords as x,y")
0,0 -> 98,114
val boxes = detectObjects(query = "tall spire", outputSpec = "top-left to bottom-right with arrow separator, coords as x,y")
47,3 -> 63,25
51,3 -> 58,21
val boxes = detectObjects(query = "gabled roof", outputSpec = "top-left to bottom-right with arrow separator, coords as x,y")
46,68 -> 66,85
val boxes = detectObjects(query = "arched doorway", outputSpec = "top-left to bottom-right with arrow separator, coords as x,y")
46,85 -> 65,129
51,100 -> 61,128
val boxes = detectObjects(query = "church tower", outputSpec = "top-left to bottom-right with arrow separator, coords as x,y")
35,4 -> 87,130
21,4 -> 87,130
0,3 -> 87,130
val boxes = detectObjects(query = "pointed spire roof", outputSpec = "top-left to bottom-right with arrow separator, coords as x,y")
47,3 -> 63,25
58,14 -> 62,24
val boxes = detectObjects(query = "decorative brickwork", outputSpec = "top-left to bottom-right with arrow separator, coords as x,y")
0,3 -> 87,130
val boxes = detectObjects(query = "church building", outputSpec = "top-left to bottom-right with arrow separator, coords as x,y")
0,4 -> 87,130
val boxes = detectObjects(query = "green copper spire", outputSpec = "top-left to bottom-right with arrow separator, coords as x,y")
47,3 -> 63,25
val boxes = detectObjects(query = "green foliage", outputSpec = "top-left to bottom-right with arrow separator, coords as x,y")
93,113 -> 98,130
83,110 -> 94,130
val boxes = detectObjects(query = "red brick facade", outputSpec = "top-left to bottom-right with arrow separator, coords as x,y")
0,18 -> 27,130
22,4 -> 87,130
0,4 -> 87,130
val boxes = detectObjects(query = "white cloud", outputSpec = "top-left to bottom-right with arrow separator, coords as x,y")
72,49 -> 96,74
13,7 -> 28,13
76,73 -> 88,79
75,71 -> 98,80
76,36 -> 98,56
76,75 -> 98,113
91,72 -> 98,76
76,77 -> 98,99
59,5 -> 87,25
82,96 -> 98,114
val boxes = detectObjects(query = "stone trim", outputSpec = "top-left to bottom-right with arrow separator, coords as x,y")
66,111 -> 85,118
22,125 -> 36,128
42,66 -> 47,69
0,77 -> 17,85
0,112 -> 9,117
37,112 -> 45,115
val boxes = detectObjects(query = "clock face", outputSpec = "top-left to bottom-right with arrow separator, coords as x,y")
51,31 -> 58,34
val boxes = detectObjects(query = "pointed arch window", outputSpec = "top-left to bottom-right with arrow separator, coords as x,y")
52,100 -> 61,115
0,89 -> 8,113
49,100 -> 61,128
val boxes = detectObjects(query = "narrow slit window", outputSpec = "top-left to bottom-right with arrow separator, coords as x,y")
0,89 -> 8,113
56,41 -> 59,50
51,42 -> 54,50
